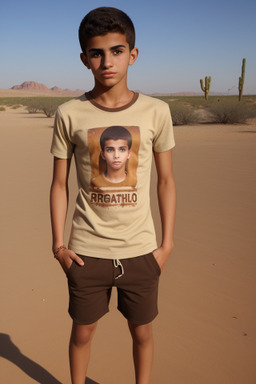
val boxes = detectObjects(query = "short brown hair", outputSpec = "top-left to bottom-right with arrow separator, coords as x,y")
79,7 -> 135,53
100,126 -> 132,151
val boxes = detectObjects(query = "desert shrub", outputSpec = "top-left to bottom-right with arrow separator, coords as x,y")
169,103 -> 199,125
10,104 -> 22,109
0,96 -> 72,116
208,100 -> 256,124
24,97 -> 71,117
0,106 -> 6,112
26,99 -> 46,114
26,102 -> 41,114
40,99 -> 61,117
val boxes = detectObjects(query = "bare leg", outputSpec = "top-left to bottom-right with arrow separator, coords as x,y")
69,322 -> 97,384
128,321 -> 154,384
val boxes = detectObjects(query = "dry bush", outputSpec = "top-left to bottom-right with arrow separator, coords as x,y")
158,95 -> 256,125
26,99 -> 42,114
40,99 -> 60,117
208,101 -> 256,124
169,103 -> 199,126
11,104 -> 22,109
25,98 -> 69,117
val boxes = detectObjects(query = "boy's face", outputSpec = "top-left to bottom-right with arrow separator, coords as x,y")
101,139 -> 131,172
81,33 -> 138,90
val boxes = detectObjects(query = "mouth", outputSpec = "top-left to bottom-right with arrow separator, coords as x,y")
102,72 -> 116,78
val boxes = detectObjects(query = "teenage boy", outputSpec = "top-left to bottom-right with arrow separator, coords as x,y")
50,7 -> 176,384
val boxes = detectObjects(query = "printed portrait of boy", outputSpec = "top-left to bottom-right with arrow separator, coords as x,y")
88,126 -> 140,191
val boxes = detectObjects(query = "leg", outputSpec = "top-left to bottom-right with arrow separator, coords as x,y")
69,321 -> 97,384
128,321 -> 154,384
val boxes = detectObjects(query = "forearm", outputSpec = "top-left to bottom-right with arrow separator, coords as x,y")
157,176 -> 176,251
50,181 -> 84,270
50,181 -> 69,250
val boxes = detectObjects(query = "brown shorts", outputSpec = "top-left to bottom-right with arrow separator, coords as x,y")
67,252 -> 161,325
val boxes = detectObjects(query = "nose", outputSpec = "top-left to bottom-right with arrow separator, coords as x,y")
102,52 -> 112,68
114,149 -> 120,158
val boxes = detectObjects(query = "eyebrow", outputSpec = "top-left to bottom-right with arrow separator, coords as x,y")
88,44 -> 126,53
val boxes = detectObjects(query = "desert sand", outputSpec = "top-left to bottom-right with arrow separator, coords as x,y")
0,105 -> 255,384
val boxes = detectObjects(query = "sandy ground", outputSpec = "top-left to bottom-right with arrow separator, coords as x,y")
0,106 -> 256,384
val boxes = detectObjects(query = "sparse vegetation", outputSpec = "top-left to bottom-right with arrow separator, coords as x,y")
208,100 -> 256,124
25,98 -> 66,117
11,104 -> 21,109
168,103 -> 199,125
40,99 -> 62,117
0,95 -> 255,124
26,99 -> 42,113
0,97 -> 72,117
157,95 -> 256,125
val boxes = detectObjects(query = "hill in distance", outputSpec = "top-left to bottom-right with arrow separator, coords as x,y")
8,81 -> 85,97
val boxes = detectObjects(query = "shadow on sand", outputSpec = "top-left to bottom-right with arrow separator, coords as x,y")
0,333 -> 99,384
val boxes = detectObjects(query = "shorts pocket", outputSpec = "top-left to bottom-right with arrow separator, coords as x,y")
150,252 -> 161,276
66,261 -> 77,278
67,254 -> 86,279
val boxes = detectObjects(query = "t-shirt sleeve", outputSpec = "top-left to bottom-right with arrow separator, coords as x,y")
153,102 -> 175,152
50,108 -> 74,159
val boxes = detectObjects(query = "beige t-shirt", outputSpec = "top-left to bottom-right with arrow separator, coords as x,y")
51,92 -> 175,259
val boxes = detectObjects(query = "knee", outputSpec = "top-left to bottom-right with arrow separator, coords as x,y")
70,322 -> 97,347
129,322 -> 153,345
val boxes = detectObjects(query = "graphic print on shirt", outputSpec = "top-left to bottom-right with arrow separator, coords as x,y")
88,126 -> 140,207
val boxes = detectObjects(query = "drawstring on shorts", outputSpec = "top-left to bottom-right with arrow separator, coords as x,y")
113,259 -> 124,279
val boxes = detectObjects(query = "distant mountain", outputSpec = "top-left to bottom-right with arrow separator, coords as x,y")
12,81 -> 49,91
51,86 -> 63,93
10,81 -> 85,96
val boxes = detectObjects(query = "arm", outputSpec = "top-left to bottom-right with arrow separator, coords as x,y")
50,157 -> 84,273
153,149 -> 176,271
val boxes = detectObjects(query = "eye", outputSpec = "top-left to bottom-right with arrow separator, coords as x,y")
113,49 -> 123,55
90,51 -> 102,58
119,147 -> 127,152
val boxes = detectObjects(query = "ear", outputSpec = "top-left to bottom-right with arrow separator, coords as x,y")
129,48 -> 139,66
127,149 -> 131,159
80,53 -> 90,69
100,151 -> 106,161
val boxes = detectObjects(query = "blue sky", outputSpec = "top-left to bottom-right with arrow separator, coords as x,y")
1,0 -> 255,94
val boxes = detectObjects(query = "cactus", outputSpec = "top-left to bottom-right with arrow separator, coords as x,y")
238,58 -> 246,101
200,76 -> 211,101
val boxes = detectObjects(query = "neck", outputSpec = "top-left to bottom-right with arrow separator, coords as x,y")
90,83 -> 134,109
